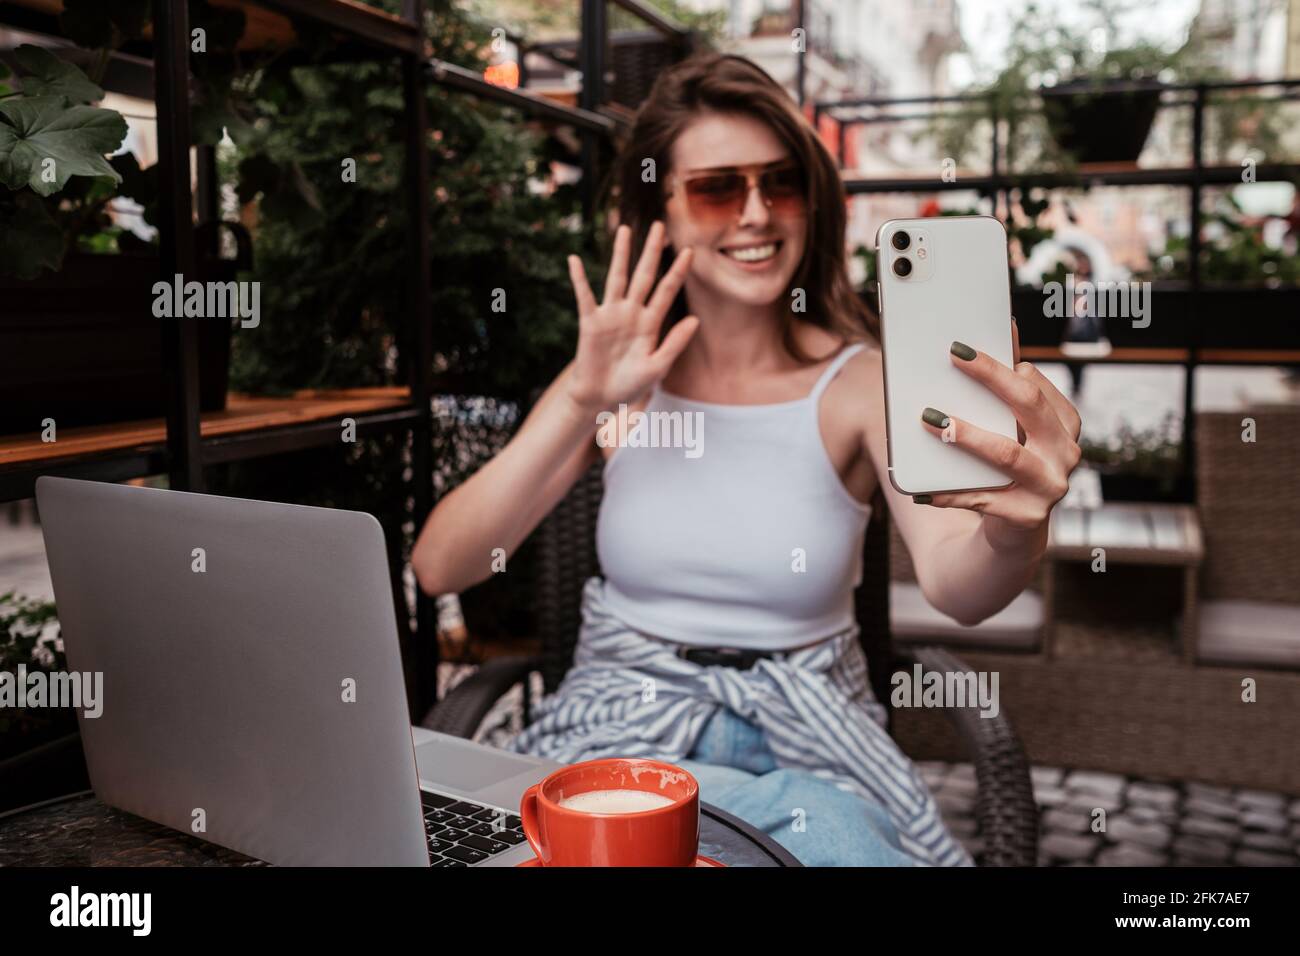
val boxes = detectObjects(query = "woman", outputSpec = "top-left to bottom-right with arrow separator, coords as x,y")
412,53 -> 1081,866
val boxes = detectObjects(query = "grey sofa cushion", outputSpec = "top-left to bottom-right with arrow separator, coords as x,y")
1197,600 -> 1300,668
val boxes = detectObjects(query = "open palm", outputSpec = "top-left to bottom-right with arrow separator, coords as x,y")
565,220 -> 700,413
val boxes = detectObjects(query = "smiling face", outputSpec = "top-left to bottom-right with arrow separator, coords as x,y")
663,110 -> 808,312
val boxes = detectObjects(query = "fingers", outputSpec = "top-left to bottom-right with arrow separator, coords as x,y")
1014,361 -> 1082,442
1009,313 -> 1080,441
567,254 -> 598,319
1010,318 -> 1024,443
602,224 -> 631,305
648,315 -> 700,379
626,220 -> 666,305
642,246 -> 694,330
915,489 -> 997,513
913,487 -> 1053,529
949,341 -> 1067,441
920,410 -> 1067,500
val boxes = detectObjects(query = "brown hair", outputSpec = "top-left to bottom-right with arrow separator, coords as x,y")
607,52 -> 878,361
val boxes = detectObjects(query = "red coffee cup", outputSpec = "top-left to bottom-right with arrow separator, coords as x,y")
519,758 -> 700,866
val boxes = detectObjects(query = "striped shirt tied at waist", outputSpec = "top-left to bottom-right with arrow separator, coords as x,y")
504,576 -> 973,867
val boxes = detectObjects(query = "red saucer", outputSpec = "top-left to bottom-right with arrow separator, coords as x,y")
516,854 -> 724,867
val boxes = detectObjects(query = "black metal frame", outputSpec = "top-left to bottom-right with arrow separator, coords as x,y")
153,0 -> 203,494
815,78 -> 1300,503
0,0 -> 695,719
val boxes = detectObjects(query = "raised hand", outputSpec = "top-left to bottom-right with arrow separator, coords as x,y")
565,220 -> 700,413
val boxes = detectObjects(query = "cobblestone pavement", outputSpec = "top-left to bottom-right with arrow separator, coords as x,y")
919,761 -> 1300,867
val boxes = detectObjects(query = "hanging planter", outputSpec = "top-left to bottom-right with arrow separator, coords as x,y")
926,3 -> 1195,173
1039,82 -> 1162,164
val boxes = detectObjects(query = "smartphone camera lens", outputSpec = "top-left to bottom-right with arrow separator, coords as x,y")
891,231 -> 911,251
893,257 -> 912,278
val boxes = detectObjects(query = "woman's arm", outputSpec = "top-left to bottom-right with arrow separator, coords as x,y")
859,327 -> 1081,626
411,364 -> 601,596
412,221 -> 699,596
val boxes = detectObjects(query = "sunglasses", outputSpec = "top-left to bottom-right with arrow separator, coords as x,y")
665,161 -> 807,226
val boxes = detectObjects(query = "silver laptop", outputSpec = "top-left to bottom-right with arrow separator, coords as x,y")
35,476 -> 561,866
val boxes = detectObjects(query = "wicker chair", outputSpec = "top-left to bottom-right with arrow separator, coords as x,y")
1195,406 -> 1300,667
421,463 -> 1039,865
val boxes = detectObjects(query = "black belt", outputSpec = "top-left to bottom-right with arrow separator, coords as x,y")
675,646 -> 776,669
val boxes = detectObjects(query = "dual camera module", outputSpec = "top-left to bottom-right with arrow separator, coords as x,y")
891,230 -> 913,277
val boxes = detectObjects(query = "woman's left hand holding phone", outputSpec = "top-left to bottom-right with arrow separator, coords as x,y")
914,319 -> 1083,539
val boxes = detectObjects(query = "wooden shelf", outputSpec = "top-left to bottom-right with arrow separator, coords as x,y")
1197,349 -> 1300,364
1020,346 -> 1190,363
843,162 -> 1300,194
0,390 -> 413,470
1021,346 -> 1300,365
4,0 -> 421,54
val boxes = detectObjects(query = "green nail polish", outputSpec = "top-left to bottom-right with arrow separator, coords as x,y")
913,494 -> 933,505
922,407 -> 950,428
950,341 -> 976,361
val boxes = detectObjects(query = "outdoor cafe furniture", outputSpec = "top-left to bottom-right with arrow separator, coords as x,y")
419,464 -> 1041,867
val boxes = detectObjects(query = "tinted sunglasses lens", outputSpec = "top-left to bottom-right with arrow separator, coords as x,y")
762,167 -> 805,213
680,167 -> 806,221
683,174 -> 747,220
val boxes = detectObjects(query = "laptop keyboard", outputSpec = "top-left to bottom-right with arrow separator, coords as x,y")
421,790 -> 528,866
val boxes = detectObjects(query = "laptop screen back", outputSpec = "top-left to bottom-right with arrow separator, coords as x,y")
35,476 -> 429,866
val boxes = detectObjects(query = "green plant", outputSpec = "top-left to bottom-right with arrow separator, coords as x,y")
608,0 -> 725,37
1138,192 -> 1300,284
1006,191 -> 1055,262
223,0 -> 588,402
56,0 -> 257,148
0,591 -> 62,674
1194,91 -> 1292,166
929,0 -> 1195,172
211,0 -> 593,641
1080,411 -> 1183,479
467,0 -> 725,40
0,45 -> 127,278
0,592 -> 72,740
850,242 -> 876,293
0,1 -> 285,278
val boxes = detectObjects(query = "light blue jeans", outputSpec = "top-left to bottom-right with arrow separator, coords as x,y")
676,707 -> 922,867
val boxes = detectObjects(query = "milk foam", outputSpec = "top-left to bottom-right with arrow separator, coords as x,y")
557,788 -> 676,814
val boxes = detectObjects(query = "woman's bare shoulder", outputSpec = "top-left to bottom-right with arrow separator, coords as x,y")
833,340 -> 883,398
820,340 -> 883,432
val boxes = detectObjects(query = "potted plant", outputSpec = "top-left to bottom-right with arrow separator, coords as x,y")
0,592 -> 90,812
0,2 -> 254,436
1136,192 -> 1300,348
932,1 -> 1194,170
1080,412 -> 1184,501
0,44 -> 128,279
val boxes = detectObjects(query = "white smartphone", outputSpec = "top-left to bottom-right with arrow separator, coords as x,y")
875,215 -> 1018,496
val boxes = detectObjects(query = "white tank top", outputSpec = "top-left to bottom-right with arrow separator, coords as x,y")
595,342 -> 872,650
